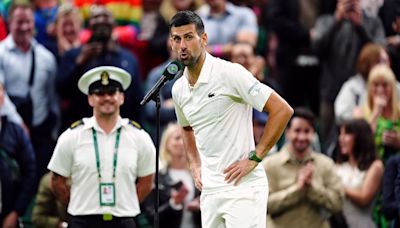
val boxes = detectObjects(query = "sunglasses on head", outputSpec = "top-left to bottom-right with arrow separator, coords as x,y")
90,87 -> 120,96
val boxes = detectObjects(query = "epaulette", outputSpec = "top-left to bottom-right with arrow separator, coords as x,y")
129,120 -> 142,129
70,120 -> 84,129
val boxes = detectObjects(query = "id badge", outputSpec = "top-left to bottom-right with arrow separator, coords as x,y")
99,183 -> 116,206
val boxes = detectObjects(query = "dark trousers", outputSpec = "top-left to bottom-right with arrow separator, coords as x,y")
68,215 -> 136,228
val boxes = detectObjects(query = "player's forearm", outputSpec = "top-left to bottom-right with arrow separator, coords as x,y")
257,93 -> 293,158
182,126 -> 201,168
50,172 -> 70,205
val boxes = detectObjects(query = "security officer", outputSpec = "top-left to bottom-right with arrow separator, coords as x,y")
47,66 -> 156,228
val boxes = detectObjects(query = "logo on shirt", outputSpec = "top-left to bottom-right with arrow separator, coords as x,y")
248,82 -> 261,97
208,92 -> 215,98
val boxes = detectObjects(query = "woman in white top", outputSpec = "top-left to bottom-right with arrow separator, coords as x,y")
336,119 -> 384,228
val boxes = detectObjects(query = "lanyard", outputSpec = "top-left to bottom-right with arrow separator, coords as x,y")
92,127 -> 121,181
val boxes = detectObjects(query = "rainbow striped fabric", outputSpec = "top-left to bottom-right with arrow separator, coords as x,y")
73,0 -> 142,27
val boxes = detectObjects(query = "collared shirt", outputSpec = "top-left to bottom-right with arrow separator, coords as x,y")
172,53 -> 273,194
47,116 -> 156,217
262,145 -> 344,228
196,2 -> 258,45
0,35 -> 58,126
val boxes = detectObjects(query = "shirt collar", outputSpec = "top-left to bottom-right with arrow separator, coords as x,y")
183,52 -> 214,85
83,116 -> 128,133
280,144 -> 315,165
4,34 -> 37,51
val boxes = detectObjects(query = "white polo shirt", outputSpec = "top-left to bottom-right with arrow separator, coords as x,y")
47,117 -> 156,216
172,53 -> 273,194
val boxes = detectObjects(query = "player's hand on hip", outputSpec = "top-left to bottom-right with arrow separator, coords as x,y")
224,158 -> 258,185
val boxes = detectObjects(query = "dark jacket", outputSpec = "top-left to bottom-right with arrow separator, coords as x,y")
382,154 -> 400,227
0,116 -> 36,221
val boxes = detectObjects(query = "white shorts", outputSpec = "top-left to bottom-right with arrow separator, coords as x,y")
200,185 -> 268,228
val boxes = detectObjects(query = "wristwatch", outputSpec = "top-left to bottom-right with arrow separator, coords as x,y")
248,150 -> 262,163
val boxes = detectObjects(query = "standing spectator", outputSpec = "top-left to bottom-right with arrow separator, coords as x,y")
335,43 -> 394,123
48,66 -> 156,228
312,0 -> 385,148
141,123 -> 201,228
230,42 -> 266,82
197,0 -> 258,59
0,2 -> 59,179
32,172 -> 68,228
170,11 -> 293,228
50,3 -> 82,60
0,81 -> 37,228
336,119 -> 384,228
268,0 -> 329,116
57,5 -> 144,131
263,107 -> 343,228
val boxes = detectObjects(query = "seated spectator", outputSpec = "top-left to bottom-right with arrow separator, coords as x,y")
336,118 -> 384,228
353,64 -> 400,163
0,81 -> 37,228
382,154 -> 400,228
57,5 -> 144,131
197,0 -> 258,59
230,42 -> 265,82
263,107 -> 343,228
31,172 -> 68,228
141,123 -> 201,228
335,43 -> 394,123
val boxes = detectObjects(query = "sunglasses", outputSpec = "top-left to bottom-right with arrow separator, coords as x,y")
90,87 -> 120,96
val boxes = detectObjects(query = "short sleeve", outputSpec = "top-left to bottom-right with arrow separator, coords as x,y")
172,81 -> 190,127
47,129 -> 75,177
225,63 -> 273,112
137,131 -> 156,177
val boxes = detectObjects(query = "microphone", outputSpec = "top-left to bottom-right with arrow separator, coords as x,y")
140,60 -> 183,105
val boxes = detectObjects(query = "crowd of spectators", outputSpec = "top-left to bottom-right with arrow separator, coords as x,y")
2,0 -> 400,227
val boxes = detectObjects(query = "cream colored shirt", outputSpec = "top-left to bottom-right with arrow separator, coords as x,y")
263,145 -> 344,228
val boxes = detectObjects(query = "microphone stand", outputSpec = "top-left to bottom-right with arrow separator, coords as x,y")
141,88 -> 162,228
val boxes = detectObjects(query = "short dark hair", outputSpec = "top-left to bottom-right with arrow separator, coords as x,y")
169,10 -> 204,35
287,107 -> 316,131
336,119 -> 377,171
8,1 -> 33,22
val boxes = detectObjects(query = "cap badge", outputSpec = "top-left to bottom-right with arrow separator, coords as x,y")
101,71 -> 110,85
